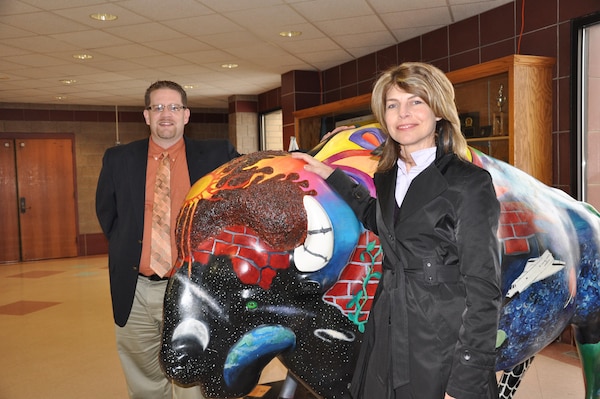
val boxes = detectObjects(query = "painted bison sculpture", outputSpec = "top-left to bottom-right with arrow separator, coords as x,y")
160,124 -> 600,399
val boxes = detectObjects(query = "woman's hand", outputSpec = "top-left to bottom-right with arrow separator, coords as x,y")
444,393 -> 456,399
290,152 -> 334,180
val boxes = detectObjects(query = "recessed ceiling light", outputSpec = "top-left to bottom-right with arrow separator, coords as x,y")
73,54 -> 93,60
60,79 -> 77,85
183,85 -> 195,89
279,31 -> 302,38
221,63 -> 239,69
55,96 -> 67,100
90,13 -> 118,21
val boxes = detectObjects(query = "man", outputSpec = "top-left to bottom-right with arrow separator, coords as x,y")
96,81 -> 239,399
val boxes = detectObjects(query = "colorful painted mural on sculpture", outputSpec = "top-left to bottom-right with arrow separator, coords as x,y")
160,124 -> 600,399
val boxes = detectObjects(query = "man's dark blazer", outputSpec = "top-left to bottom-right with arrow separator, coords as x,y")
95,136 -> 239,327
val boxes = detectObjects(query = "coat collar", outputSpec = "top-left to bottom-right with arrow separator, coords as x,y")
375,153 -> 454,230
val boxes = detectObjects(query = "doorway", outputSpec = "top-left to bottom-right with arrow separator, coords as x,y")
572,11 -> 600,208
0,135 -> 78,263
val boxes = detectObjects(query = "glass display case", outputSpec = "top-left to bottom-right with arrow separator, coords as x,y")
446,55 -> 555,185
293,93 -> 372,150
454,73 -> 509,161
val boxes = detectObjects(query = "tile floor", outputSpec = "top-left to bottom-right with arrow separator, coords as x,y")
0,256 -> 586,398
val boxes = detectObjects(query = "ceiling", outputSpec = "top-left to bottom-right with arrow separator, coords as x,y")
0,0 -> 512,108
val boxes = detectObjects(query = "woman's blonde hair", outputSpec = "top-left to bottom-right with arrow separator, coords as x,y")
371,62 -> 468,172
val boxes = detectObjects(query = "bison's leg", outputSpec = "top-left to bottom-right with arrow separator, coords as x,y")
497,357 -> 534,399
574,325 -> 600,399
278,373 -> 298,399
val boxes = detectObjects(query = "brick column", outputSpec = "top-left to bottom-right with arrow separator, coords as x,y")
281,70 -> 321,150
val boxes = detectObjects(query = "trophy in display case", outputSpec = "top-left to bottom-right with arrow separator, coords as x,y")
493,84 -> 508,136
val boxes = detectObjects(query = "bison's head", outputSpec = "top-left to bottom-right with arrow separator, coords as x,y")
160,127 -> 385,398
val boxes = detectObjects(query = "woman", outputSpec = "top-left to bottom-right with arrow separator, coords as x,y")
292,62 -> 501,399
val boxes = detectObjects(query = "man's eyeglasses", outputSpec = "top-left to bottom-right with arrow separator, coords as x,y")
146,104 -> 187,113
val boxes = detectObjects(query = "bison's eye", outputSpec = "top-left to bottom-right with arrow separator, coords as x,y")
246,301 -> 258,311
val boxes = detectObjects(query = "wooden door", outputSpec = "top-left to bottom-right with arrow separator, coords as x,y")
0,137 -> 78,262
0,140 -> 20,262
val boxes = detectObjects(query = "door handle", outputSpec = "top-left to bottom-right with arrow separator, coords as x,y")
20,197 -> 27,214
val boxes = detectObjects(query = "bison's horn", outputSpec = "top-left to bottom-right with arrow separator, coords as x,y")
293,195 -> 334,272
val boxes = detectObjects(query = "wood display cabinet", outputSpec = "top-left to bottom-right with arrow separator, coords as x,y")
293,54 -> 554,185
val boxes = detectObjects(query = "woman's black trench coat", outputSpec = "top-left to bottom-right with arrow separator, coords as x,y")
326,153 -> 502,399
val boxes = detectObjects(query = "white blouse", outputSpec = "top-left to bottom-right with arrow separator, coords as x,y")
395,147 -> 436,208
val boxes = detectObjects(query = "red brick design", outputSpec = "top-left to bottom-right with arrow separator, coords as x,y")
192,225 -> 290,290
498,201 -> 540,256
324,231 -> 382,323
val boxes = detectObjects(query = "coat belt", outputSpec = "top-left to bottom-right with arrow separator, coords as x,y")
367,262 -> 462,394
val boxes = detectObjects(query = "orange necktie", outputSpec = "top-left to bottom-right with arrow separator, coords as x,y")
150,152 -> 171,277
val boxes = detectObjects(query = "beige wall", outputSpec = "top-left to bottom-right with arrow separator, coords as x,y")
0,104 -> 229,241
229,111 -> 259,154
263,110 -> 283,151
75,121 -> 149,235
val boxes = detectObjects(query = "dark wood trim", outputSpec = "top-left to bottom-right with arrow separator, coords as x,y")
78,233 -> 108,256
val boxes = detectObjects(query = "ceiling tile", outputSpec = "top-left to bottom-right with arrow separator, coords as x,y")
381,7 -> 452,30
52,4 -> 150,28
104,22 -> 186,42
4,53 -> 67,67
291,0 -> 374,21
0,0 -> 40,15
92,44 -> 163,59
49,29 -> 131,48
119,0 -> 213,20
3,11 -> 90,35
